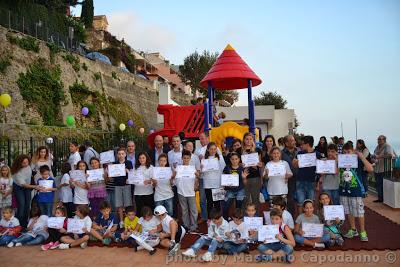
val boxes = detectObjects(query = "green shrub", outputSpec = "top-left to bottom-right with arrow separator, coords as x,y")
82,102 -> 96,116
82,62 -> 88,71
47,42 -> 60,63
0,54 -> 12,74
94,72 -> 101,80
69,80 -> 92,103
111,71 -> 119,80
7,34 -> 40,53
62,53 -> 80,72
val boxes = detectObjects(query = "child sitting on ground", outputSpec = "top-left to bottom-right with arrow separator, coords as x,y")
257,208 -> 295,262
7,206 -> 48,247
120,206 -> 140,242
221,208 -> 249,255
245,202 -> 259,242
0,206 -> 21,246
154,205 -> 186,256
59,205 -> 92,249
182,208 -> 228,262
264,196 -> 294,230
90,201 -> 119,245
318,192 -> 344,247
132,206 -> 160,255
293,199 -> 330,248
41,206 -> 68,250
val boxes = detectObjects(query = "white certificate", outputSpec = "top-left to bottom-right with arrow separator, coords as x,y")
267,163 -> 286,176
221,174 -> 239,187
244,216 -> 263,231
298,153 -> 317,168
258,225 -> 280,243
211,188 -> 226,201
38,179 -> 53,189
69,170 -> 86,182
127,170 -> 144,185
241,153 -> 260,167
176,165 -> 196,179
47,217 -> 65,229
108,164 -> 126,177
338,154 -> 358,169
100,150 -> 115,164
302,223 -> 324,238
323,205 -> 345,221
201,158 -> 220,172
153,167 -> 172,181
316,160 -> 336,174
87,169 -> 104,183
67,218 -> 85,234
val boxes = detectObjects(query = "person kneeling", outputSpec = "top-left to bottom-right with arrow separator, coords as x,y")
182,208 -> 229,262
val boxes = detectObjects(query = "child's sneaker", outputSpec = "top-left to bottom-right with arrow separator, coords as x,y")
360,231 -> 368,242
344,229 -> 358,238
182,248 -> 196,258
41,242 -> 53,251
50,241 -> 60,250
313,242 -> 325,248
149,248 -> 157,255
80,242 -> 88,249
58,243 -> 70,250
336,236 -> 344,246
102,238 -> 111,245
201,252 -> 213,262
119,221 -> 124,228
7,242 -> 14,248
168,241 -> 180,256
15,243 -> 22,247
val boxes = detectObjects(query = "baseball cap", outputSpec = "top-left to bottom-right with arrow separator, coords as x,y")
154,205 -> 167,215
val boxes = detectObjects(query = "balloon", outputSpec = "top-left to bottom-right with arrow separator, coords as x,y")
149,129 -> 155,134
0,93 -> 11,108
66,115 -> 75,126
46,137 -> 54,144
81,107 -> 89,116
119,123 -> 126,131
139,127 -> 145,134
127,120 -> 134,127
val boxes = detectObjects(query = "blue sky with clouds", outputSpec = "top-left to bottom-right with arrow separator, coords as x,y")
73,0 -> 400,152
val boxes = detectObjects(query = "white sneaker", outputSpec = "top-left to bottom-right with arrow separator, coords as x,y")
80,242 -> 87,249
314,242 -> 325,248
7,242 -> 14,248
182,248 -> 196,258
119,221 -> 124,228
136,245 -> 144,251
201,252 -> 213,262
58,243 -> 70,250
15,243 -> 22,247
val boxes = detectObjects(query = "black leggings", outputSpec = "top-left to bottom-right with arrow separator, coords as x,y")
48,228 -> 63,243
135,194 -> 154,217
205,189 -> 221,217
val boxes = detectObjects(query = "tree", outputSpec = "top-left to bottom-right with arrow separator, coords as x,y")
179,50 -> 238,105
254,91 -> 287,109
80,0 -> 93,28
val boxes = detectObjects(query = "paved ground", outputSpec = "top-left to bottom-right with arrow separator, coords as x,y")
1,194 -> 399,267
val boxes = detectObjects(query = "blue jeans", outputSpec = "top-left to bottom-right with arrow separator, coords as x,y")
223,189 -> 245,219
191,236 -> 223,253
13,184 -> 32,227
11,233 -> 45,245
0,235 -> 15,246
361,171 -> 369,193
258,242 -> 293,255
199,179 -> 208,220
223,241 -> 248,254
155,197 -> 173,216
374,172 -> 384,201
38,202 -> 53,217
106,189 -> 116,212
294,232 -> 330,244
323,189 -> 340,205
296,181 -> 315,205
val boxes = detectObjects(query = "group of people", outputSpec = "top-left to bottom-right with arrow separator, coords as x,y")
0,131 -> 396,262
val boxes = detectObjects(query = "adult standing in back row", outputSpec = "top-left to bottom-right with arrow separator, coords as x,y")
281,135 -> 298,215
373,135 -> 395,203
148,135 -> 170,166
83,140 -> 99,169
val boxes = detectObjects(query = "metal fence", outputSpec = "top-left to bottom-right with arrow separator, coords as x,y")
0,7 -> 82,54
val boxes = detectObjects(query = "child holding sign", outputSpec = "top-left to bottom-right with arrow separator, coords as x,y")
256,208 -> 295,262
41,206 -> 68,250
264,147 -> 293,205
87,157 -> 107,217
318,193 -> 344,247
59,205 -> 92,249
36,165 -> 57,216
222,152 -> 247,219
91,201 -> 119,245
221,208 -> 249,255
318,144 -> 340,205
70,161 -> 90,207
152,154 -> 174,216
58,162 -> 74,218
134,152 -> 154,217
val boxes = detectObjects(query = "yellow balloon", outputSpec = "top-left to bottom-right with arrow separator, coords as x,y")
119,123 -> 126,131
0,93 -> 11,108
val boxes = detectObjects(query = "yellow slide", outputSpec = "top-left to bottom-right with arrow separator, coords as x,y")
209,121 -> 259,149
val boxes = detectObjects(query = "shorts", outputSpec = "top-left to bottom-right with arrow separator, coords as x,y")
296,181 -> 315,205
225,188 -> 246,201
114,185 -> 132,208
340,196 -> 364,217
163,226 -> 186,242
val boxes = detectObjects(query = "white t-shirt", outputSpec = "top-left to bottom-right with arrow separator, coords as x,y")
228,220 -> 248,239
68,151 -> 81,170
176,165 -> 196,197
138,216 -> 160,233
154,169 -> 174,202
195,145 -> 222,158
161,214 -> 185,241
167,149 -> 183,170
74,215 -> 92,231
27,215 -> 49,239
263,210 -> 294,229
190,154 -> 201,171
0,177 -> 13,205
73,175 -> 89,205
0,216 -> 20,228
59,173 -> 73,203
266,160 -> 292,195
134,165 -> 154,196
201,155 -> 226,189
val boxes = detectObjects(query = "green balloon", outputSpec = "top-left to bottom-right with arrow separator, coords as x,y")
66,115 -> 75,126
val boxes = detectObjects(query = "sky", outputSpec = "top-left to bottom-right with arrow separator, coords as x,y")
72,0 -> 400,152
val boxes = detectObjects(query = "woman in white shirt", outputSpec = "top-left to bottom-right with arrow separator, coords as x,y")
31,146 -> 53,184
134,152 -> 155,217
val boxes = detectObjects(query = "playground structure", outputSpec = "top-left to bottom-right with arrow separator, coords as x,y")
147,44 -> 262,148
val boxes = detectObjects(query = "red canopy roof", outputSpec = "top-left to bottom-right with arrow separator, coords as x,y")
200,44 -> 262,90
